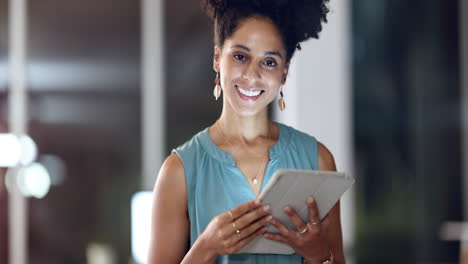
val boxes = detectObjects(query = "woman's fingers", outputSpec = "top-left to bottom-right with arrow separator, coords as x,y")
307,196 -> 320,224
223,214 -> 271,252
230,226 -> 266,253
307,196 -> 322,233
228,199 -> 262,221
235,204 -> 271,230
263,231 -> 288,244
260,197 -> 336,261
266,217 -> 292,238
221,200 -> 269,240
203,200 -> 272,256
236,215 -> 272,240
283,205 -> 307,232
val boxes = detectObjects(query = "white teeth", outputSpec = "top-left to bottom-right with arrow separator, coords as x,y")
237,86 -> 261,97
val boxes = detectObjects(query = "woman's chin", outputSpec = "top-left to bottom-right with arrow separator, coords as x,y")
225,95 -> 274,117
231,104 -> 268,117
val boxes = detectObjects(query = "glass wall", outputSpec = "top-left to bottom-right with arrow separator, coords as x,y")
1,0 -> 142,263
0,0 -> 9,263
164,0 -> 219,153
353,0 -> 462,262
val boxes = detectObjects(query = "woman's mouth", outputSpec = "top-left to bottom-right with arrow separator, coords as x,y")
235,85 -> 264,101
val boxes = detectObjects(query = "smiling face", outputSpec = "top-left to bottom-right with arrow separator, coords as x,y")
214,16 -> 289,117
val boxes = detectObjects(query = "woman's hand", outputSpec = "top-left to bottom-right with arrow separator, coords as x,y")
263,196 -> 332,264
198,199 -> 272,258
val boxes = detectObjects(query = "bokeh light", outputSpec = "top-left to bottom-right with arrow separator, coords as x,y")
16,163 -> 51,199
18,135 -> 38,166
38,154 -> 66,186
131,191 -> 152,264
0,134 -> 21,167
0,134 -> 38,167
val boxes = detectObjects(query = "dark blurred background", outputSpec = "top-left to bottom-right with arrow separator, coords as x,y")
352,0 -> 462,263
1,0 -> 141,263
0,0 -> 464,263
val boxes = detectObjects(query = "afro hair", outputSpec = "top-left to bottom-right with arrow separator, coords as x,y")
201,0 -> 330,61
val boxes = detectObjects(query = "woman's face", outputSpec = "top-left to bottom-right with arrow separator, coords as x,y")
214,16 -> 288,117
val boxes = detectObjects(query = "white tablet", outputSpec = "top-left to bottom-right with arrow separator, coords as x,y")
238,169 -> 355,255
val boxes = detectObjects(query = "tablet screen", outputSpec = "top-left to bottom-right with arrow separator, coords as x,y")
238,169 -> 355,255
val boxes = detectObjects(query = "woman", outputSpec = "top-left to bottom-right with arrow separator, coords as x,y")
148,0 -> 345,263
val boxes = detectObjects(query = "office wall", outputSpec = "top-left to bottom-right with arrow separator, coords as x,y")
2,0 -> 142,263
352,0 -> 461,262
0,0 -> 9,263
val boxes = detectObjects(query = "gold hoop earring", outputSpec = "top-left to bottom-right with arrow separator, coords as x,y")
213,72 -> 222,100
277,85 -> 286,111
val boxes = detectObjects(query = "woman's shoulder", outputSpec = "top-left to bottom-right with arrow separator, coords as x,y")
160,129 -> 207,192
160,152 -> 185,179
173,127 -> 210,156
277,122 -> 336,170
277,122 -> 317,145
317,141 -> 336,171
171,127 -> 214,175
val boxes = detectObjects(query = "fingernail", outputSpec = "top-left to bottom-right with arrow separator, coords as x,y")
254,200 -> 261,205
308,196 -> 314,204
266,215 -> 273,221
263,205 -> 271,211
283,206 -> 291,212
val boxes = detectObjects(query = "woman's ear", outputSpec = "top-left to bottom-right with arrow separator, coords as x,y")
282,62 -> 290,84
213,46 -> 221,72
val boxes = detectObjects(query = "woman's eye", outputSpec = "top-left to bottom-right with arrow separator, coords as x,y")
264,59 -> 277,67
234,54 -> 246,61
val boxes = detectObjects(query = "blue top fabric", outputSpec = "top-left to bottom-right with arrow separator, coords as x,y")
173,122 -> 318,263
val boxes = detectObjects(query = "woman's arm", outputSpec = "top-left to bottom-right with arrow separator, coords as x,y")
147,153 -> 272,264
147,153 -> 191,263
148,153 -> 217,263
317,142 -> 346,264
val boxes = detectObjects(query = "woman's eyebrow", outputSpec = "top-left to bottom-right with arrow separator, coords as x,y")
232,44 -> 251,52
264,51 -> 283,59
232,44 -> 283,59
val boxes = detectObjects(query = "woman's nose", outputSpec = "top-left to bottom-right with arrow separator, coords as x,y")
242,61 -> 261,82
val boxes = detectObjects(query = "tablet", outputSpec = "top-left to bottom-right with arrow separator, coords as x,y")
238,169 -> 355,255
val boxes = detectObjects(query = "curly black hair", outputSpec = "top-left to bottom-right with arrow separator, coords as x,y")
201,0 -> 330,62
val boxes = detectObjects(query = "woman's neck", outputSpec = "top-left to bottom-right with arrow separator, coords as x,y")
217,109 -> 271,143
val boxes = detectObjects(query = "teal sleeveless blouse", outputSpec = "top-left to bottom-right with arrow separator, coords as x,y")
173,122 -> 318,264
